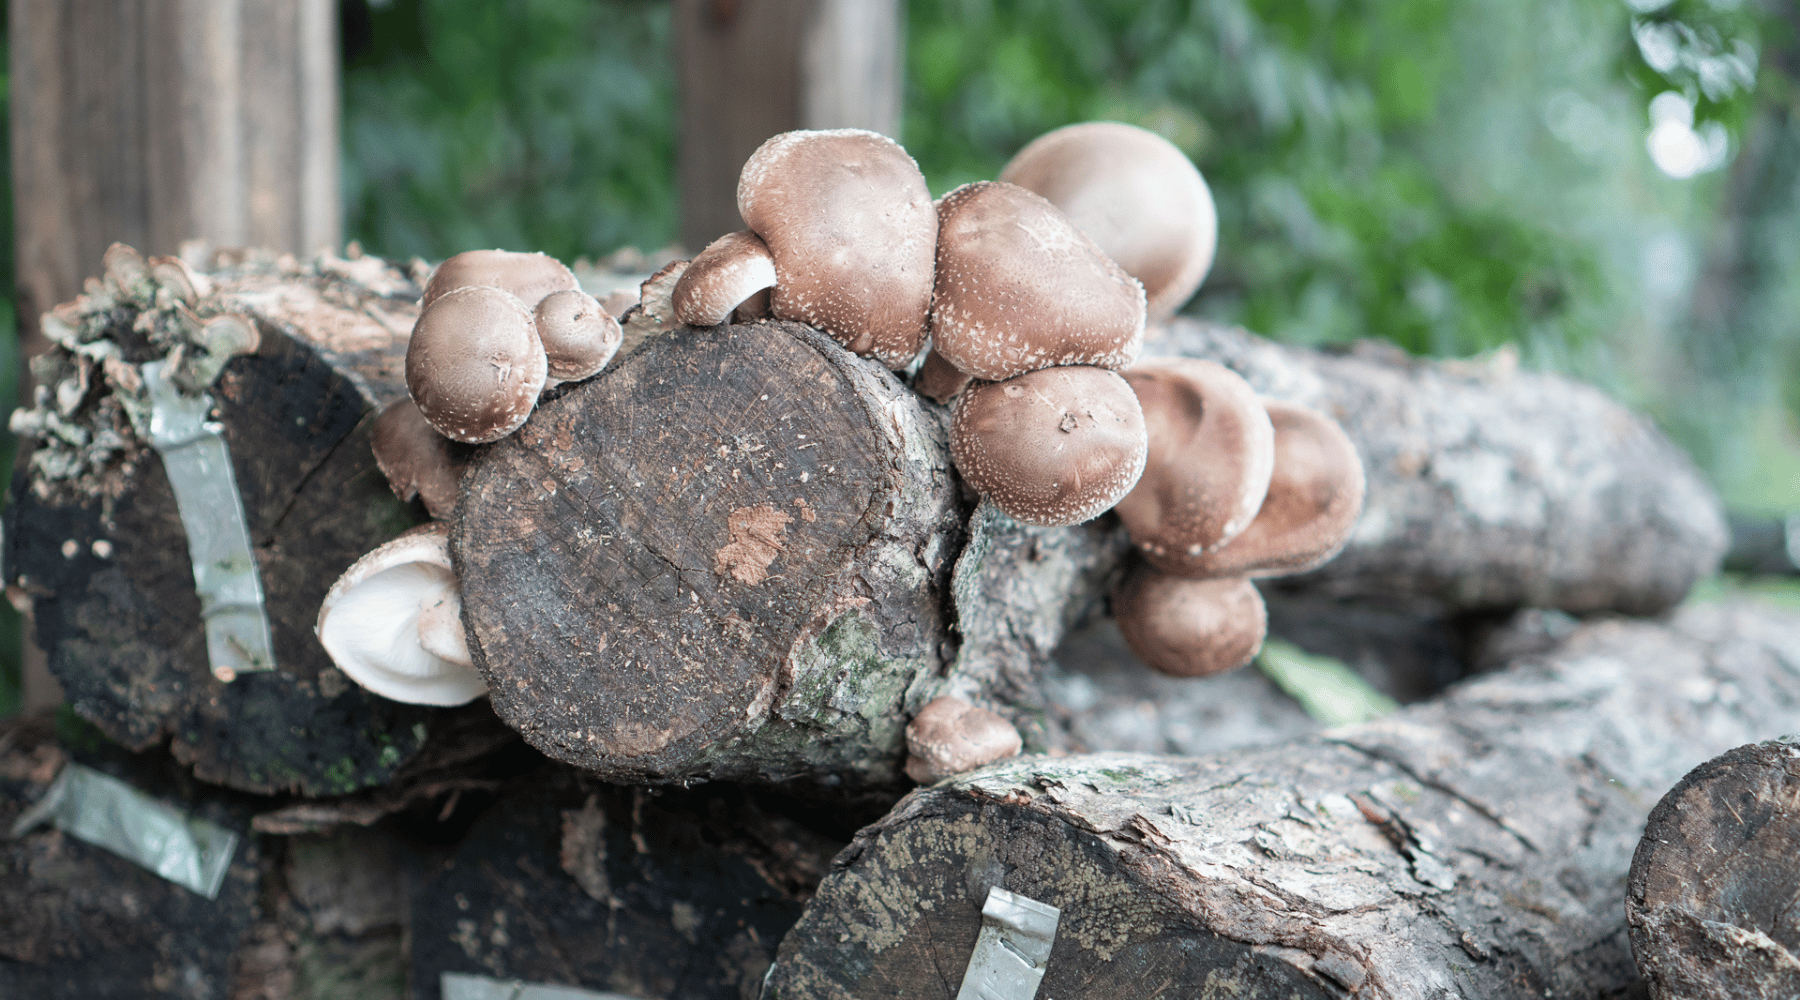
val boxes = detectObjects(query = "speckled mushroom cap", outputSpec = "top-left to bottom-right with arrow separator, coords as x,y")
1112,563 -> 1267,678
999,121 -> 1218,323
406,285 -> 547,444
903,696 -> 1023,784
951,365 -> 1148,527
671,230 -> 778,327
1172,398 -> 1366,579
737,129 -> 938,368
315,522 -> 486,706
930,181 -> 1146,382
533,288 -> 621,385
420,249 -> 580,311
1113,358 -> 1276,573
370,397 -> 469,520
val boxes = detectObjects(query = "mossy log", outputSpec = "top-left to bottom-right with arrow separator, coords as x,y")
454,321 -> 965,790
769,599 -> 1800,999
1627,738 -> 1800,999
1149,319 -> 1728,614
1,248 -> 460,796
409,762 -> 847,1000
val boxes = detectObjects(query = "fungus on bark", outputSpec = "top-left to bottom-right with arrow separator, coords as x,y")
999,121 -> 1218,323
737,129 -> 938,368
950,365 -> 1147,527
315,522 -> 486,707
671,230 -> 779,327
420,248 -> 580,312
1111,563 -> 1267,677
533,288 -> 620,386
903,696 -> 1023,784
405,285 -> 547,444
369,397 -> 470,520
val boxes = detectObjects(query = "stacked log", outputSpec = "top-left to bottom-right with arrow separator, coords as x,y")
769,599 -> 1800,999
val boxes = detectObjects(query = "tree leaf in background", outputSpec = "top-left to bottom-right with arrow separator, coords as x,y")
1257,639 -> 1399,727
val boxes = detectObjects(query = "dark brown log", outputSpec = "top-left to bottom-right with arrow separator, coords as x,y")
0,715 -> 262,1000
1627,738 -> 1800,999
409,763 -> 847,1000
1148,319 -> 1729,615
2,248 -> 461,796
454,321 -> 963,789
675,0 -> 902,251
769,598 -> 1800,999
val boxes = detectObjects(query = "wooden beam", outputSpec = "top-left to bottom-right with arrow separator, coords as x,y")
675,0 -> 903,252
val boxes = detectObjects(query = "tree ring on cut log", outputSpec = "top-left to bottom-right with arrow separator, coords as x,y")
454,321 -> 956,784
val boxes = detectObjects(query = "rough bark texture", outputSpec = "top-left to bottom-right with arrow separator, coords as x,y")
1627,738 -> 1800,999
769,599 -> 1800,1000
410,763 -> 847,1000
1148,319 -> 1729,614
0,716 -> 262,1000
2,249 -> 460,796
454,321 -> 963,789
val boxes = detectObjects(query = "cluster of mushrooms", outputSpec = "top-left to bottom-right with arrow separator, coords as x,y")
314,121 -> 1367,784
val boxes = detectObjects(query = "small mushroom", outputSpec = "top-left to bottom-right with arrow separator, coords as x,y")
904,696 -> 1023,784
950,365 -> 1147,527
930,181 -> 1146,381
315,523 -> 486,706
911,345 -> 973,404
420,248 -> 580,312
670,230 -> 778,327
370,397 -> 470,520
534,288 -> 621,386
737,129 -> 938,368
1112,563 -> 1267,678
406,285 -> 547,443
1171,399 -> 1366,579
1113,359 -> 1276,573
999,121 -> 1218,323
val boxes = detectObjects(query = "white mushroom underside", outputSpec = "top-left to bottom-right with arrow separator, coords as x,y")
318,561 -> 487,706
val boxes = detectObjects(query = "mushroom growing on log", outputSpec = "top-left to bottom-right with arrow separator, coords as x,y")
769,598 -> 1800,999
1628,738 -> 1800,999
1,245 -> 477,796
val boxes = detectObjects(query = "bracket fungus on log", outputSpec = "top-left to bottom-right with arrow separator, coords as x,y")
452,321 -> 963,789
2,245 -> 479,796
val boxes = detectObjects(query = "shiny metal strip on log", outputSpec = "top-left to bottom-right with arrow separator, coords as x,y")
6,762 -> 240,899
957,887 -> 1061,1000
141,359 -> 275,681
439,972 -> 646,1000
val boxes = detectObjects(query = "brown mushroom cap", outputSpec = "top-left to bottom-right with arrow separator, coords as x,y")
671,230 -> 778,327
369,397 -> 470,520
951,365 -> 1147,527
929,181 -> 1146,381
999,121 -> 1218,322
1113,358 -> 1276,572
406,285 -> 547,444
534,288 -> 622,384
911,345 -> 974,404
737,129 -> 938,368
1112,564 -> 1266,678
420,249 -> 580,312
1172,398 -> 1366,579
903,696 -> 1023,784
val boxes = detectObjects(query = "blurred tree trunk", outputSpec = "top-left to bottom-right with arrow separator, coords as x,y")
675,0 -> 902,251
8,0 -> 341,713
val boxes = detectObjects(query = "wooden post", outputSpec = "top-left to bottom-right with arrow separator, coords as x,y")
9,0 -> 341,715
675,0 -> 903,252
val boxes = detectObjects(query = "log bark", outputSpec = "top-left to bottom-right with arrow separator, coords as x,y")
1627,738 -> 1800,999
454,321 -> 964,790
1148,320 -> 1728,614
769,598 -> 1800,999
0,715 -> 262,1000
2,248 -> 465,796
409,763 -> 848,1000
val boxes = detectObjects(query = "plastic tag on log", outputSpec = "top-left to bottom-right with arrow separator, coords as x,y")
141,358 -> 276,681
440,972 -> 645,1000
956,886 -> 1061,1000
6,762 -> 239,898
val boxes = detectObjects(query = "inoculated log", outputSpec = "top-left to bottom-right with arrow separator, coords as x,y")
2,247 -> 461,796
454,321 -> 964,789
1627,738 -> 1800,999
1149,319 -> 1728,614
409,763 -> 848,1000
769,599 -> 1800,999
